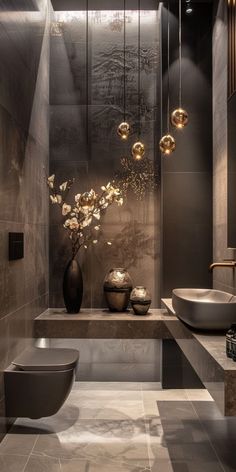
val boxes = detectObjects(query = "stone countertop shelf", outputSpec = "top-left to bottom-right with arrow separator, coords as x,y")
34,304 -> 236,416
34,308 -> 174,339
162,298 -> 236,416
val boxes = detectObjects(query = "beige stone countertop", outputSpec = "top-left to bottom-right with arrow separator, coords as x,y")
35,308 -> 174,321
34,308 -> 174,339
162,298 -> 236,372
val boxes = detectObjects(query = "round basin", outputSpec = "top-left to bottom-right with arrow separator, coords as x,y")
172,288 -> 236,330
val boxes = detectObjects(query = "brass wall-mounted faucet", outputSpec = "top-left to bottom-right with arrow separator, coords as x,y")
209,260 -> 236,271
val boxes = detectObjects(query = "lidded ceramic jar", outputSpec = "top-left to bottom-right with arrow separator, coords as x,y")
104,268 -> 133,312
130,286 -> 151,315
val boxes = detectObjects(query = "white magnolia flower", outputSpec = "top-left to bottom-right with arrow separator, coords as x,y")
60,181 -> 68,192
62,203 -> 71,216
80,205 -> 90,215
56,194 -> 62,204
81,216 -> 92,228
107,241 -> 112,245
99,197 -> 109,209
94,225 -> 100,231
48,174 -> 55,189
64,217 -> 79,230
93,209 -> 100,220
50,195 -> 58,204
93,240 -> 98,244
75,193 -> 81,203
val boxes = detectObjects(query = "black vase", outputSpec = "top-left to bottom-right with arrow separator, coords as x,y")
63,258 -> 83,314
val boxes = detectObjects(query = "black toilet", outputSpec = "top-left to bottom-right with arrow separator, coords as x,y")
4,347 -> 79,419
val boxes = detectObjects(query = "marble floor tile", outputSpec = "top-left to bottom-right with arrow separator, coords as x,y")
0,383 -> 227,472
170,461 -> 224,472
141,383 -> 162,391
141,389 -> 189,419
72,389 -> 143,402
0,454 -> 29,472
59,458 -> 90,472
58,396 -> 144,420
150,458 -> 174,472
184,389 -> 214,402
32,418 -> 150,467
142,401 -> 160,418
166,442 -> 222,463
158,401 -> 222,466
0,426 -> 38,456
142,390 -> 189,404
191,400 -> 224,420
157,401 -> 199,421
24,455 -> 61,472
60,457 -> 151,471
68,401 -> 145,421
159,419 -> 211,444
14,416 -> 79,435
76,382 -> 143,391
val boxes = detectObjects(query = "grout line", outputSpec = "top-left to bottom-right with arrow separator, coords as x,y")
0,292 -> 49,323
22,434 -> 39,472
139,385 -> 152,472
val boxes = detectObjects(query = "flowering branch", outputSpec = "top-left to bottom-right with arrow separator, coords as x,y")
46,175 -> 123,258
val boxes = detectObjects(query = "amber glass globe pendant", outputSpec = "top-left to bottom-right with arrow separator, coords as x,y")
131,0 -> 145,160
171,0 -> 188,130
117,0 -> 131,140
159,134 -> 176,155
159,1 -> 176,156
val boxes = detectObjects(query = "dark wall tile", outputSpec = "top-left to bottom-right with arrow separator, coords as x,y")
0,0 -> 49,441
162,221 -> 212,297
163,172 -> 212,226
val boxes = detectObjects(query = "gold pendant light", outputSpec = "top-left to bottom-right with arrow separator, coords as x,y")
171,0 -> 188,129
159,134 -> 176,155
159,1 -> 176,155
171,108 -> 188,128
117,121 -> 130,140
132,0 -> 145,160
132,141 -> 145,160
117,0 -> 130,140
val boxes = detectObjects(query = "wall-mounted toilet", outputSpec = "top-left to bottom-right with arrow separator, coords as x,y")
4,347 -> 79,419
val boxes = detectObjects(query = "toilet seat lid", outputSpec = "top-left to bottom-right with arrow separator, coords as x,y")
12,347 -> 79,371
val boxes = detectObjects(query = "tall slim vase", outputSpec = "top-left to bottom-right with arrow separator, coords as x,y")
63,258 -> 83,314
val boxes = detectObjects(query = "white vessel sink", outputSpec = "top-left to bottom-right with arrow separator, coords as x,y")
172,288 -> 236,330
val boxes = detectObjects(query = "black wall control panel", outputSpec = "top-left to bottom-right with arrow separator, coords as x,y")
9,233 -> 24,260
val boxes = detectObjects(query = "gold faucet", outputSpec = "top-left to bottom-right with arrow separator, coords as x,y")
209,260 -> 236,271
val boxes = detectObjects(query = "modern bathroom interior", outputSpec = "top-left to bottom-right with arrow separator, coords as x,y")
0,0 -> 236,471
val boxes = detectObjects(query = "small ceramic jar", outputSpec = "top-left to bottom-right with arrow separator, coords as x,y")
130,286 -> 151,315
104,268 -> 133,312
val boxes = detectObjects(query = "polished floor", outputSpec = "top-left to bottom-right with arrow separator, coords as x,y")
0,382 -> 235,472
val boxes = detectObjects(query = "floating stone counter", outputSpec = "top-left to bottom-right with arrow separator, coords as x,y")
34,305 -> 236,416
34,308 -> 173,339
162,299 -> 236,416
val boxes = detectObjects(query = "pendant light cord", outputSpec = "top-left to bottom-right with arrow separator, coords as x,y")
86,0 -> 89,145
167,0 -> 170,133
138,0 -> 141,138
179,0 -> 182,107
124,0 -> 126,122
